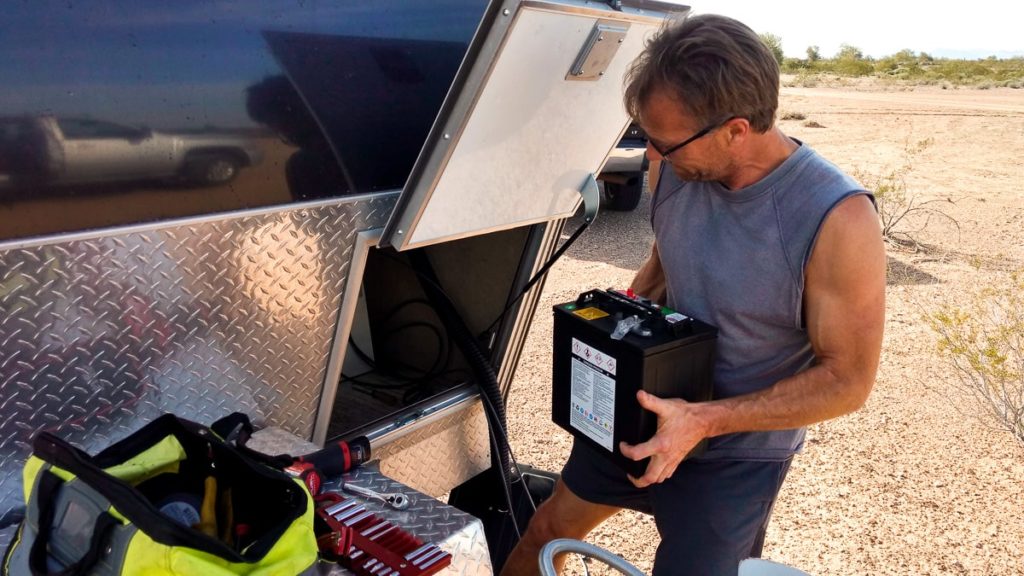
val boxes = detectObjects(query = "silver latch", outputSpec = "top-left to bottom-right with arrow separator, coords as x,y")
566,20 -> 629,81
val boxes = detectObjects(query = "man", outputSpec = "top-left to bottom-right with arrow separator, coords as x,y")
502,14 -> 886,576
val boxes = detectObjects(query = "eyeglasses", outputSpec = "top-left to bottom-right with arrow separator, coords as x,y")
649,116 -> 735,159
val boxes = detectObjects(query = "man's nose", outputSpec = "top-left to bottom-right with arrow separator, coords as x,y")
645,140 -> 661,162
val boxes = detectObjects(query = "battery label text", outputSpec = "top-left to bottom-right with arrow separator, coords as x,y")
570,338 -> 616,451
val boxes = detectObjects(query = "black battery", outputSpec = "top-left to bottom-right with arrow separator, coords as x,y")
551,289 -> 717,477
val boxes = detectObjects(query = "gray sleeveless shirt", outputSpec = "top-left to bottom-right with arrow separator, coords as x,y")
651,142 -> 870,461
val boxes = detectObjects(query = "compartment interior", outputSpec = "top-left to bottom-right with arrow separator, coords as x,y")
324,225 -> 535,439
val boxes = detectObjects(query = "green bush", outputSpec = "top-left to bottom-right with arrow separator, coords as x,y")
929,272 -> 1024,449
769,40 -> 1024,86
760,32 -> 784,67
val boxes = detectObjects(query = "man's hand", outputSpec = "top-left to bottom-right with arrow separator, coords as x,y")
619,390 -> 710,487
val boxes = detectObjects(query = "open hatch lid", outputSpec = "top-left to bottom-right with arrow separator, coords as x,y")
380,0 -> 689,251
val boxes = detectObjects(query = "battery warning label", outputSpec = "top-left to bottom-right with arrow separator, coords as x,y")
573,307 -> 609,320
569,338 -> 616,451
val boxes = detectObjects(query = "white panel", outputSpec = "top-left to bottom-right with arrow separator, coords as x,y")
407,8 -> 658,247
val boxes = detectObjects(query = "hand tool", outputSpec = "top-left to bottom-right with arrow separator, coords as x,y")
342,482 -> 410,510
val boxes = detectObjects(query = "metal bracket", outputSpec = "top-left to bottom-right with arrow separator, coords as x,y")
580,172 -> 601,225
566,21 -> 629,81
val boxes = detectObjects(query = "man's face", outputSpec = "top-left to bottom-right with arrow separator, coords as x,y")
640,89 -> 732,183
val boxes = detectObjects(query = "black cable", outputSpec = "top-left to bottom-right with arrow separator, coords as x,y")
371,249 -> 531,535
347,295 -> 452,384
408,252 -> 513,469
378,321 -> 448,379
483,214 -> 594,338
478,386 -> 538,515
346,337 -> 376,369
483,400 -> 523,539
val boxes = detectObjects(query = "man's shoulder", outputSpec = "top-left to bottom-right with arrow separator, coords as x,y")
783,145 -> 862,195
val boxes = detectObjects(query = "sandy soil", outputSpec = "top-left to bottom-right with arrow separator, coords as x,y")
506,83 -> 1024,575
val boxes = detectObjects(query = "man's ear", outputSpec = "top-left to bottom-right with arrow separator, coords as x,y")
725,117 -> 749,145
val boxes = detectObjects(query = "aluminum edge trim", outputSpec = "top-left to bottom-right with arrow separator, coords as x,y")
0,190 -> 401,251
348,386 -> 481,448
497,219 -> 565,394
385,203 -> 581,252
521,0 -> 686,25
312,228 -> 383,445
382,0 -> 520,251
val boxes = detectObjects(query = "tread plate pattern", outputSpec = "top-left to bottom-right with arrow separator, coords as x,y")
0,194 -> 396,528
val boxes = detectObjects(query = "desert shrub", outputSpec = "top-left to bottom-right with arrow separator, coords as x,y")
786,48 -> 1022,87
857,138 -> 959,251
782,57 -> 809,72
760,33 -> 784,67
787,71 -> 819,88
928,272 -> 1024,448
780,111 -> 806,120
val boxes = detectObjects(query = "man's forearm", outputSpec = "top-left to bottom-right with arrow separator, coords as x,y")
699,361 -> 875,438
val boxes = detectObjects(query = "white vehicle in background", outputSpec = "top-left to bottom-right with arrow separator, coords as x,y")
0,115 -> 263,189
599,122 -> 649,211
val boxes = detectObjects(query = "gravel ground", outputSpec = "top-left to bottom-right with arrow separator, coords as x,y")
505,83 -> 1024,575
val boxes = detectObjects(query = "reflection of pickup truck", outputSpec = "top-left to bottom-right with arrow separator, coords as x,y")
0,115 -> 263,188
598,122 -> 649,211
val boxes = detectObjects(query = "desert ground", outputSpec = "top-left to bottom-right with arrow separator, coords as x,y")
506,81 -> 1024,575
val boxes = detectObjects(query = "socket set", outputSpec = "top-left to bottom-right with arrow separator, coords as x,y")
314,492 -> 452,576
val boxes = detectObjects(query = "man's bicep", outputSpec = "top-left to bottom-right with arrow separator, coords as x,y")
804,195 -> 886,404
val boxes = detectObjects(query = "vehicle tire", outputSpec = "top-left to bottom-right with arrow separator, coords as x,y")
185,154 -> 240,185
604,172 -> 644,211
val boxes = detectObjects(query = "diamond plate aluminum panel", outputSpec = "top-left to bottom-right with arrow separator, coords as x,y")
375,402 -> 491,497
248,428 -> 493,576
0,194 -> 396,529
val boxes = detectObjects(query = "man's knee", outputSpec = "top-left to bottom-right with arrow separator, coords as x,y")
522,479 -> 619,544
520,496 -> 579,545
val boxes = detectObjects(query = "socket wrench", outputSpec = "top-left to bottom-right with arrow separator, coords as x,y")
342,482 -> 410,510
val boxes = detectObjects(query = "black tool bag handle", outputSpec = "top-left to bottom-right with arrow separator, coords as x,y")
28,470 -> 119,576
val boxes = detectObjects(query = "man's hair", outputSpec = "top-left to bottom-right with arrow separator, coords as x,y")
623,14 -> 779,133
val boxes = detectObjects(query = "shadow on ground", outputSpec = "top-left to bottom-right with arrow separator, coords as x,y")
887,256 -> 941,286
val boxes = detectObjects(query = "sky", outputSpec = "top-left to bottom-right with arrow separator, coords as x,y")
674,0 -> 1024,59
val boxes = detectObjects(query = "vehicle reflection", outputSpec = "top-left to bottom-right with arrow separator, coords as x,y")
0,115 -> 295,241
0,115 -> 263,190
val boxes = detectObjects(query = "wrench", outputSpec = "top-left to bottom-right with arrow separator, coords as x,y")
342,482 -> 410,510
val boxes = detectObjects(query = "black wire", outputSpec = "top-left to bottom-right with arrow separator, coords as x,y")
347,295 -> 451,383
482,396 -> 522,538
346,337 -> 376,369
378,321 -> 447,379
371,249 -> 533,526
483,215 -> 594,338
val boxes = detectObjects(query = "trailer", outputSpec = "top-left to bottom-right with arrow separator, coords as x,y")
0,1 -> 687,571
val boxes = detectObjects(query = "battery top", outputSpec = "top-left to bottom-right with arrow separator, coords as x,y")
554,289 -> 716,355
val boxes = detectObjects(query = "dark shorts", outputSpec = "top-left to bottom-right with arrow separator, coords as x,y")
562,441 -> 792,576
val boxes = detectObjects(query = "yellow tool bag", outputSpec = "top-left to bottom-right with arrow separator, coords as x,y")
1,414 -> 318,575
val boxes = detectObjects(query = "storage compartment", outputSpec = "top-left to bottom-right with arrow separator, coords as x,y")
323,225 -> 535,440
